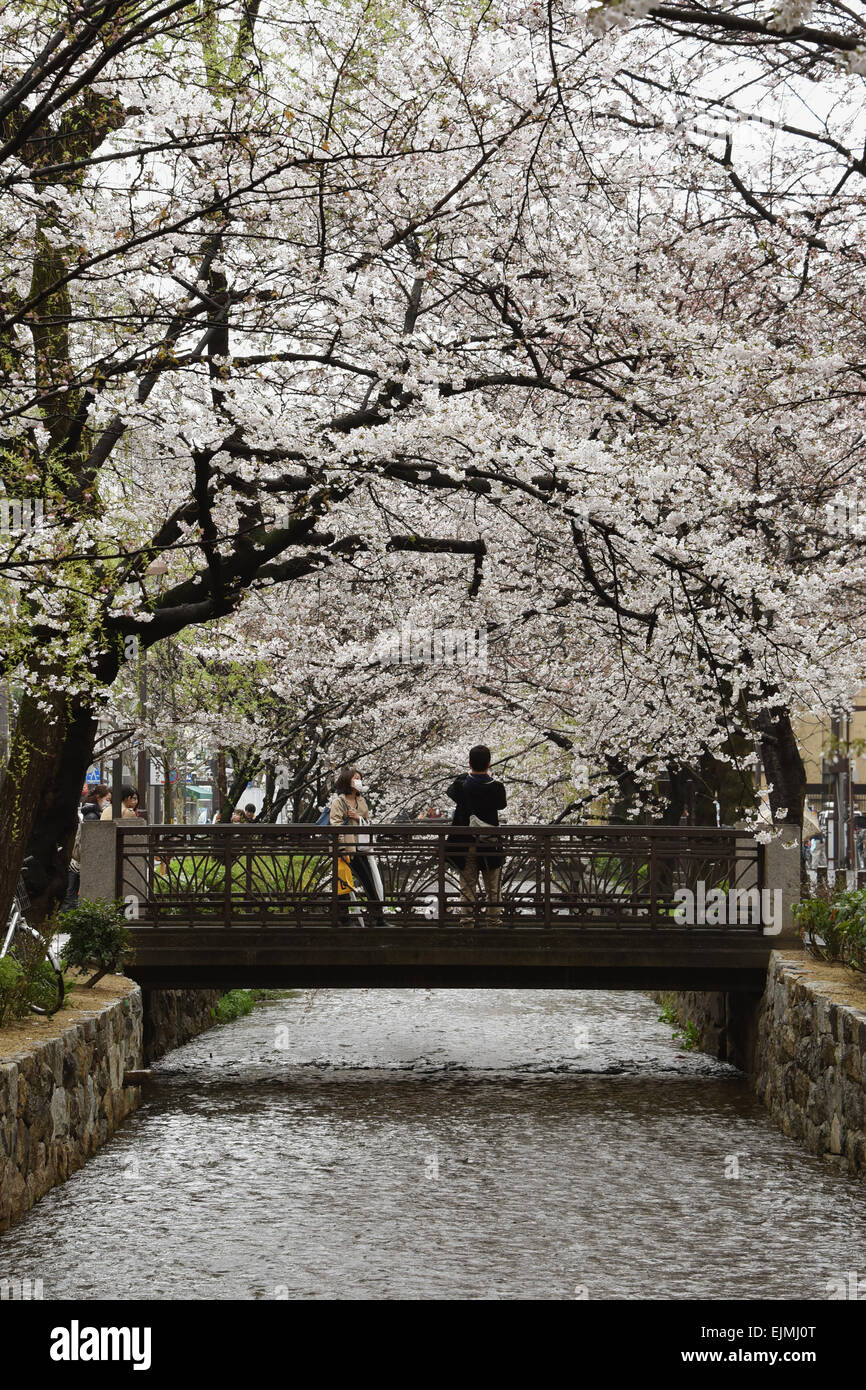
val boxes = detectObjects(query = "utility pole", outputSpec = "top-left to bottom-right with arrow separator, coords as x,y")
0,680 -> 9,776
828,711 -> 849,869
848,713 -> 856,875
111,754 -> 124,818
137,652 -> 148,820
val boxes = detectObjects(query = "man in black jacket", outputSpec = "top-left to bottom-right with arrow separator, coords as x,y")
445,744 -> 507,925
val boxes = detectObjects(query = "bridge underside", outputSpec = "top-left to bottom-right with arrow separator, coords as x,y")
128,927 -> 793,992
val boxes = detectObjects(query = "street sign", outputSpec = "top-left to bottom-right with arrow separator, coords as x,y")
168,769 -> 178,784
85,768 -> 101,783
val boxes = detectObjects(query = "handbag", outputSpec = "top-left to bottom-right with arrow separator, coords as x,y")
337,857 -> 354,895
468,808 -> 505,867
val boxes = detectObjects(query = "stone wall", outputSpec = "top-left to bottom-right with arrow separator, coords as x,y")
754,954 -> 866,1176
0,981 -> 142,1233
657,952 -> 866,1179
651,988 -> 763,1072
0,982 -> 221,1233
142,988 -> 222,1064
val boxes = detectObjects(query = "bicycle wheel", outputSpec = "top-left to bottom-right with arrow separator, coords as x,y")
27,957 -> 65,1015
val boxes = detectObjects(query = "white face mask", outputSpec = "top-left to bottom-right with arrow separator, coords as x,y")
352,777 -> 363,791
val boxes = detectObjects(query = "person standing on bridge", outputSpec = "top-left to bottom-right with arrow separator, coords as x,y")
445,745 -> 506,926
329,767 -> 384,925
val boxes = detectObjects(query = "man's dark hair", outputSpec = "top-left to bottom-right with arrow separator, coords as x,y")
469,744 -> 491,772
244,803 -> 256,814
334,767 -> 357,795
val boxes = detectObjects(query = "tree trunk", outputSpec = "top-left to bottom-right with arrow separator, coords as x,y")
161,750 -> 174,824
26,702 -> 101,923
216,748 -> 228,821
0,691 -> 74,926
756,707 -> 805,828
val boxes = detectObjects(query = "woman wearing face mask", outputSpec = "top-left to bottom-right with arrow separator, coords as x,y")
329,767 -> 384,924
81,784 -> 111,821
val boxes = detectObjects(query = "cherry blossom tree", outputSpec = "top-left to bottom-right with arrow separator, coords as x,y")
1,0 -> 865,924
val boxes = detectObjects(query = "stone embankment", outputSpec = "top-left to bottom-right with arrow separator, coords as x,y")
755,953 -> 866,1175
658,951 -> 866,1178
0,979 -> 220,1232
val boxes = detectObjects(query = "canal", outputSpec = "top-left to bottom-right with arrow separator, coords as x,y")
1,988 -> 864,1300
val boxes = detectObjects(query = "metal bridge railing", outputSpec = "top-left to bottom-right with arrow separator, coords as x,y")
114,822 -> 765,932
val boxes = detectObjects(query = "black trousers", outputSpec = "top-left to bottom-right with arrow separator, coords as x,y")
61,867 -> 80,913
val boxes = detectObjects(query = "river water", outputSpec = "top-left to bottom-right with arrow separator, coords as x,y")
1,988 -> 865,1300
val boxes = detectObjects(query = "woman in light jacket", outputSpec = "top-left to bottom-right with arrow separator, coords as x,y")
329,766 -> 384,923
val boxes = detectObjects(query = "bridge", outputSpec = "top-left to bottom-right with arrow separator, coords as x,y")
79,821 -> 799,992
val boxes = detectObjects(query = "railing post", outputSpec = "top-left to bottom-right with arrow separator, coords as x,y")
762,825 -> 802,940
331,827 -> 339,927
437,829 -> 445,925
543,831 -> 551,928
223,828 -> 233,928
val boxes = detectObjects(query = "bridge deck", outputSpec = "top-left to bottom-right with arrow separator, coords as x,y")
126,925 -> 790,991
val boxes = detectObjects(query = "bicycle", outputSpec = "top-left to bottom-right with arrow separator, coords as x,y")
0,874 -> 65,1016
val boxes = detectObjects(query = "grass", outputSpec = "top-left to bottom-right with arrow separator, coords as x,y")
657,997 -> 678,1027
656,993 -> 701,1051
673,1020 -> 701,1052
211,986 -> 305,1024
249,988 -> 304,1000
152,854 -> 327,916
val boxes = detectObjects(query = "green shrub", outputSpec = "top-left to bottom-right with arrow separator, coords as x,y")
213,989 -> 254,1023
795,886 -> 866,973
793,896 -> 843,962
0,956 -> 27,1026
59,898 -> 134,985
831,888 -> 866,973
0,927 -> 61,1022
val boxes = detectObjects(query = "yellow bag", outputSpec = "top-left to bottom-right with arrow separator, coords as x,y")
337,857 -> 354,895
